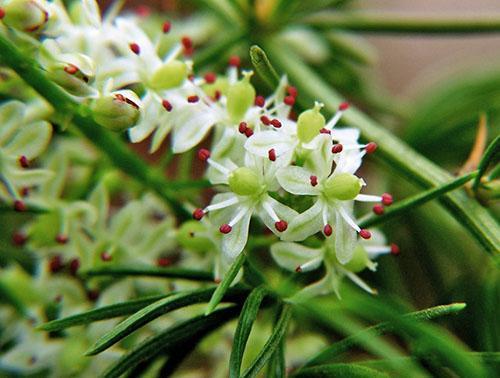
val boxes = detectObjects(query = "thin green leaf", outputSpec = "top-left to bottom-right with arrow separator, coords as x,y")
37,294 -> 168,332
241,304 -> 292,378
205,251 -> 246,315
229,285 -> 268,378
102,306 -> 240,378
292,363 -> 389,378
193,0 -> 244,26
86,287 -> 246,356
80,265 -> 213,282
266,309 -> 287,378
250,45 -> 280,89
359,171 -> 478,229
473,135 -> 500,191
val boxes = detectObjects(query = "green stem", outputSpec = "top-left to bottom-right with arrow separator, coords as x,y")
80,265 -> 213,282
304,12 -> 500,34
473,135 -> 500,191
0,34 -> 189,219
359,171 -> 478,229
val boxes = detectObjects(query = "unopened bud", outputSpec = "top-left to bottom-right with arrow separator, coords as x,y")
297,102 -> 325,143
91,90 -> 141,132
47,53 -> 95,96
226,72 -> 255,123
323,173 -> 363,201
1,0 -> 48,32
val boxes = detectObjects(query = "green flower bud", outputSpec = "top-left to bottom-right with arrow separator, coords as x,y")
47,53 -> 95,96
323,173 -> 363,201
343,245 -> 371,272
228,167 -> 262,196
91,90 -> 140,132
177,221 -> 213,253
226,72 -> 255,123
2,0 -> 48,32
149,60 -> 188,90
297,102 -> 325,143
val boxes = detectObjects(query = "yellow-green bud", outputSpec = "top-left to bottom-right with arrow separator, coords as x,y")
226,72 -> 255,123
297,102 -> 325,143
2,0 -> 48,32
177,221 -> 212,253
228,167 -> 262,196
91,91 -> 140,132
323,173 -> 363,201
149,60 -> 187,90
47,53 -> 95,96
343,245 -> 371,272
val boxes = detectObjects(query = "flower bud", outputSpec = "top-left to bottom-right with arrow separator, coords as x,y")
297,102 -> 325,143
91,90 -> 141,132
177,220 -> 212,253
343,245 -> 371,272
1,0 -> 48,32
226,72 -> 255,123
46,53 -> 95,96
149,60 -> 188,90
323,173 -> 363,201
228,167 -> 262,196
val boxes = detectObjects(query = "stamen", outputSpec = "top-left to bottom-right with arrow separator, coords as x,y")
365,142 -> 378,154
197,148 -> 211,161
69,258 -> 80,275
342,268 -> 377,294
12,231 -> 27,246
359,229 -> 371,239
324,104 -> 346,130
338,206 -> 360,232
129,43 -> 140,55
262,201 -> 279,222
204,196 -> 239,212
355,194 -> 382,202
49,255 -> 64,273
228,55 -> 241,67
239,122 -> 248,134
320,128 -> 331,134
331,144 -> 343,154
55,234 -> 69,244
244,128 -> 254,137
297,257 -> 322,272
162,99 -> 173,112
0,8 -> 5,19
275,220 -> 288,232
284,95 -> 295,106
390,243 -> 400,255
260,115 -> 271,125
381,193 -> 393,206
192,208 -> 205,220
19,156 -> 29,168
87,289 -> 100,301
255,95 -> 265,107
372,204 -> 384,215
310,175 -> 318,186
338,102 -> 350,111
204,72 -> 216,84
187,95 -> 199,103
287,86 -> 298,98
270,119 -> 282,128
100,251 -> 112,261
323,224 -> 333,237
162,21 -> 171,33
14,200 -> 26,212
213,90 -> 222,101
64,64 -> 78,75
181,36 -> 193,55
157,257 -> 172,267
295,266 -> 302,273
268,148 -> 276,161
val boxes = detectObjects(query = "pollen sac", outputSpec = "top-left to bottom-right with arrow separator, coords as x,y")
91,90 -> 140,132
177,220 -> 212,253
323,172 -> 363,201
228,167 -> 262,196
46,53 -> 95,96
149,59 -> 188,90
1,0 -> 48,33
297,102 -> 325,143
343,245 -> 371,273
226,73 -> 256,123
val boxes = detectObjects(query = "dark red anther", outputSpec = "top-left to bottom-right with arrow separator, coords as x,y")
14,200 -> 26,212
320,128 -> 331,134
181,36 -> 193,49
284,95 -> 295,106
69,258 -> 80,275
55,234 -> 68,244
331,144 -> 343,154
204,72 -> 216,84
129,43 -> 140,55
214,277 -> 221,284
54,294 -> 63,303
310,175 -> 318,187
157,257 -> 172,267
244,127 -> 254,137
192,208 -> 205,220
162,21 -> 171,33
87,289 -> 100,302
213,90 -> 222,101
260,115 -> 271,125
0,8 -> 5,19
228,55 -> 241,67
372,204 -> 384,215
19,155 -> 29,168
100,251 -> 112,261
187,95 -> 199,103
270,119 -> 282,128
365,142 -> 378,154
287,86 -> 298,98
295,265 -> 302,273
64,64 -> 78,75
339,102 -> 349,111
275,220 -> 288,232
238,122 -> 248,134
255,95 -> 265,107
49,255 -> 64,273
162,99 -> 173,112
359,229 -> 372,240
21,187 -> 29,197
390,243 -> 400,256
323,224 -> 333,236
135,5 -> 151,17
197,148 -> 211,162
381,193 -> 393,206
12,232 -> 27,246
219,224 -> 232,234
268,148 -> 276,161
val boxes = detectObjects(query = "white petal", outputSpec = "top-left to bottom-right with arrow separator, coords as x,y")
82,0 -> 102,27
330,128 -> 360,144
244,130 -> 294,158
221,206 -> 252,260
290,268 -> 341,302
8,168 -> 54,186
334,207 -> 357,265
4,121 -> 52,160
281,200 -> 324,242
0,101 -> 24,145
277,166 -> 319,195
171,108 -> 216,153
271,242 -> 322,272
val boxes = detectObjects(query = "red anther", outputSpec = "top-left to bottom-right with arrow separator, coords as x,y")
187,95 -> 199,103
49,255 -> 64,273
244,127 -> 254,137
390,243 -> 400,256
310,175 -> 318,187
100,251 -> 112,261
0,8 -> 5,19
287,86 -> 298,98
14,200 -> 26,212
320,128 -> 331,134
184,46 -> 194,56
192,208 -> 205,220
260,115 -> 271,125
295,265 -> 302,273
12,232 -> 27,246
275,220 -> 288,232
204,72 -> 216,84
284,95 -> 295,106
19,155 -> 29,168
162,21 -> 171,33
20,187 -> 29,197
162,99 -> 173,112
219,224 -> 232,234
331,144 -> 343,153
214,277 -> 221,284
323,224 -> 333,236
69,258 -> 80,275
213,90 -> 222,101
54,294 -> 63,303
270,119 -> 282,128
268,148 -> 276,161
338,102 -> 349,111
129,43 -> 140,55
181,36 -> 193,49
228,55 -> 241,67
55,234 -> 68,244
381,193 -> 393,206
238,122 -> 248,134
87,289 -> 100,302
135,5 -> 151,17
255,95 -> 265,107
188,74 -> 195,81
197,148 -> 211,162
359,229 -> 372,240
156,257 -> 172,267
64,64 -> 78,75
365,142 -> 378,154
372,204 -> 384,215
